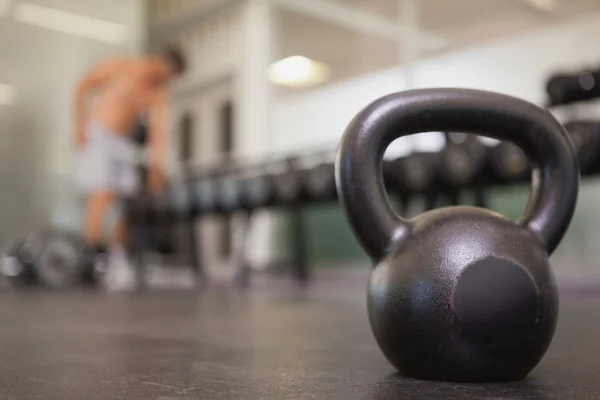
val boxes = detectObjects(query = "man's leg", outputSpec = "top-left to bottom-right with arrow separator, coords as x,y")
77,122 -> 115,248
80,165 -> 134,290
83,190 -> 116,246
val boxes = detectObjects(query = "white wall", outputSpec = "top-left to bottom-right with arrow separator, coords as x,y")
169,0 -> 273,164
272,12 -> 600,154
168,6 -> 242,173
0,0 -> 145,239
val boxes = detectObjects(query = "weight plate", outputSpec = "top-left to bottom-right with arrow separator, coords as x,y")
34,234 -> 84,289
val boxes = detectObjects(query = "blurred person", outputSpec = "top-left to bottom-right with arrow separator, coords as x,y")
73,46 -> 186,290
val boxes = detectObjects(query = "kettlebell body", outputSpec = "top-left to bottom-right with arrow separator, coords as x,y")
336,89 -> 579,382
368,206 -> 557,382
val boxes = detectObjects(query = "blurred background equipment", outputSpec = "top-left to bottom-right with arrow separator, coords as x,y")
546,69 -> 600,106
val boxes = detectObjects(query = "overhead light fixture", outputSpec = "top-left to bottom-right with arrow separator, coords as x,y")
13,3 -> 128,44
267,56 -> 331,89
0,84 -> 16,106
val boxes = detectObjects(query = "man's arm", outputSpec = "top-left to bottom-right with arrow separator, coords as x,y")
73,58 -> 127,145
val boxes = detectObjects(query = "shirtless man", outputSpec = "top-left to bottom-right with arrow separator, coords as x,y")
74,46 -> 186,289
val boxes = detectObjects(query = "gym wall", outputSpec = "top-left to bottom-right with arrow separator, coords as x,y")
0,0 -> 145,241
272,12 -> 600,274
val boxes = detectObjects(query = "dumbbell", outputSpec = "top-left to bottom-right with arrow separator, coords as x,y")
439,132 -> 488,206
546,69 -> 600,106
145,199 -> 178,256
488,140 -> 530,184
335,88 -> 578,382
240,169 -> 276,210
385,151 -> 440,213
293,150 -> 336,203
32,229 -> 92,289
272,157 -> 305,206
192,159 -> 248,215
192,173 -> 219,215
563,120 -> 600,175
165,178 -> 194,219
0,235 -> 43,287
213,165 -> 249,214
303,162 -> 336,202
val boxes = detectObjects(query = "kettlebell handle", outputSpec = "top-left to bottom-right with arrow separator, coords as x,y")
335,88 -> 579,261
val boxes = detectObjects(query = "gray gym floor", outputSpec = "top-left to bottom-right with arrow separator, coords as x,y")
1,270 -> 600,399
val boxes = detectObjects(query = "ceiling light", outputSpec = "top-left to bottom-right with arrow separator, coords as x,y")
267,56 -> 331,89
0,84 -> 16,106
13,3 -> 128,44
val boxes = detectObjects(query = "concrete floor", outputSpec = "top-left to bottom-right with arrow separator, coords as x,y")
0,274 -> 599,399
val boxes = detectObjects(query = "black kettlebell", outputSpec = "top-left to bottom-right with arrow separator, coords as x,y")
335,88 -> 579,382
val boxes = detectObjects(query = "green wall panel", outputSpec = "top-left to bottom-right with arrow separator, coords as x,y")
277,182 -> 595,269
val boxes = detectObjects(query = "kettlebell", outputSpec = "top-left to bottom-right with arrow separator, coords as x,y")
335,88 -> 579,382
